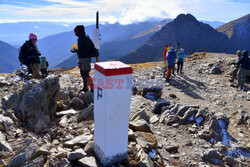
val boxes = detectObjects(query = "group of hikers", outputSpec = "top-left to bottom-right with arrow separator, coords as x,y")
162,43 -> 250,91
163,42 -> 188,82
229,50 -> 250,90
18,25 -> 249,92
19,25 -> 98,92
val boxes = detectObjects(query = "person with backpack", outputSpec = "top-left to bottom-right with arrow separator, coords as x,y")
229,50 -> 242,83
163,43 -> 171,77
165,47 -> 177,82
19,33 -> 42,79
40,56 -> 49,78
176,48 -> 187,74
71,25 -> 98,92
163,43 -> 180,77
236,50 -> 250,90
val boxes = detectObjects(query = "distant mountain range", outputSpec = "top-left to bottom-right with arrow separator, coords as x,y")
200,20 -> 225,28
55,33 -> 153,67
119,14 -> 231,64
0,15 -> 249,73
217,14 -> 250,53
38,20 -> 170,67
0,22 -> 86,46
0,40 -> 19,73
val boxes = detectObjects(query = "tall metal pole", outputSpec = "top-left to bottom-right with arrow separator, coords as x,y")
96,11 -> 99,62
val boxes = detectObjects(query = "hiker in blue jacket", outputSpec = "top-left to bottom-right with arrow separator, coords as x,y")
236,50 -> 250,90
166,48 -> 177,82
177,48 -> 187,74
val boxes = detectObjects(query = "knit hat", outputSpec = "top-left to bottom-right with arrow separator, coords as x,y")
236,50 -> 241,55
74,25 -> 85,37
29,33 -> 37,40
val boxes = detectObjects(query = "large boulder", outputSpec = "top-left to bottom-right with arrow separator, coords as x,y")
2,75 -> 60,133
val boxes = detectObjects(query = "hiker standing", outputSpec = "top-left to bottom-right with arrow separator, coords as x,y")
163,43 -> 172,77
229,50 -> 241,83
171,43 -> 180,75
236,50 -> 250,90
165,47 -> 177,82
19,33 -> 42,79
40,56 -> 49,78
72,25 -> 95,92
177,48 -> 186,74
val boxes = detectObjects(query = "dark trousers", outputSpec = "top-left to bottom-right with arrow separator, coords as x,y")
177,61 -> 184,73
24,63 -> 32,74
172,63 -> 175,74
41,69 -> 48,78
80,70 -> 94,92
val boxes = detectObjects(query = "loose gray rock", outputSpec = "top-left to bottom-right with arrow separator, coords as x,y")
202,149 -> 223,165
56,109 -> 78,116
71,97 -> 85,110
7,142 -> 38,167
0,131 -> 12,152
59,116 -> 68,128
78,104 -> 94,122
129,119 -> 151,133
131,109 -> 150,122
64,134 -> 93,148
0,114 -> 14,131
78,156 -> 98,167
23,155 -> 44,167
67,148 -> 86,161
84,141 -> 94,155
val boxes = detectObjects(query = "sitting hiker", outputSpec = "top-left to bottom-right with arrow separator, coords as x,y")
19,33 -> 42,79
236,50 -> 250,90
40,56 -> 49,78
229,50 -> 242,83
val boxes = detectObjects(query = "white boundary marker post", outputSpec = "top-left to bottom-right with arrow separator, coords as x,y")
94,61 -> 133,166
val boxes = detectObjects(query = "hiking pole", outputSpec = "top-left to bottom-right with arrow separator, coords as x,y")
96,11 -> 99,62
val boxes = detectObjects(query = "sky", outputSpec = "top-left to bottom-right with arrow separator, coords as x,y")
0,0 -> 249,24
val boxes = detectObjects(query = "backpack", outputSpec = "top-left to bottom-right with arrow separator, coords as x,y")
18,46 -> 26,64
40,56 -> 47,69
246,56 -> 250,70
86,36 -> 99,57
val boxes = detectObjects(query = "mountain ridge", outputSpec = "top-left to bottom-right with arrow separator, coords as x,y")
119,13 -> 231,64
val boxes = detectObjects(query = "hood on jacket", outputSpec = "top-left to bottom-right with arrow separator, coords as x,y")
74,25 -> 86,37
241,50 -> 249,57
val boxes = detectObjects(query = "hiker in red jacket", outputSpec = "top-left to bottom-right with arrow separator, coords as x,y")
163,43 -> 172,77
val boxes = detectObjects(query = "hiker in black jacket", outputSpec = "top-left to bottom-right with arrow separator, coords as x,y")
19,33 -> 42,79
72,25 -> 94,92
237,50 -> 250,90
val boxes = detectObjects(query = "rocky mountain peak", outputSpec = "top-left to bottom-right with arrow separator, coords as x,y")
174,13 -> 199,24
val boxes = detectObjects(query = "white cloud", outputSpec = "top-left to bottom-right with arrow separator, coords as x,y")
0,0 -> 249,24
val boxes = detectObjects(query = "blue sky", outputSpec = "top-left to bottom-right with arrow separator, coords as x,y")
0,0 -> 249,24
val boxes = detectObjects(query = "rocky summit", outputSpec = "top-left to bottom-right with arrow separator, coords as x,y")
0,52 -> 249,166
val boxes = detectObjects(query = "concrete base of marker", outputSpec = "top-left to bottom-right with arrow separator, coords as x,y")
94,143 -> 128,166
